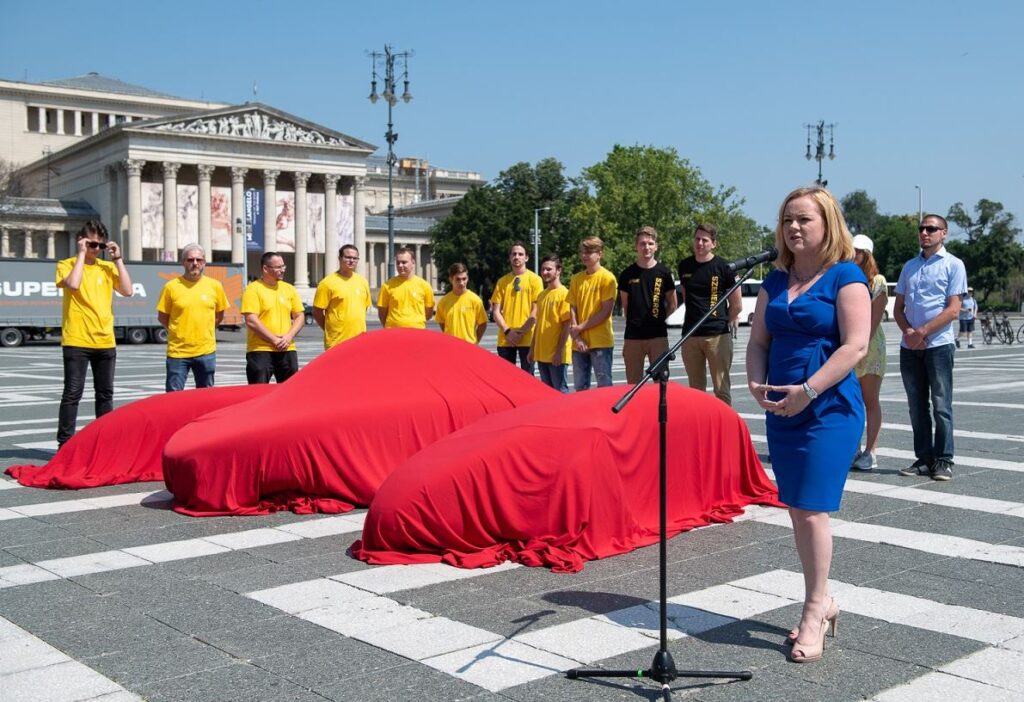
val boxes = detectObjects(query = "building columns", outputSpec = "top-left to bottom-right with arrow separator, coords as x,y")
353,176 -> 367,278
73,110 -> 83,137
262,169 -> 279,252
106,164 -> 119,237
126,159 -> 144,261
46,231 -> 56,259
161,162 -> 181,260
293,171 -> 310,291
322,174 -> 340,276
91,112 -> 99,134
56,109 -> 65,135
23,231 -> 34,258
230,167 -> 248,264
197,164 -> 215,255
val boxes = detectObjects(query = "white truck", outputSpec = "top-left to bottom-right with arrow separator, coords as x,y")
0,259 -> 244,347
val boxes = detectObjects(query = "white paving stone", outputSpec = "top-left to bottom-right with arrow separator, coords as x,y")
247,578 -> 373,614
422,638 -> 580,692
940,647 -> 1024,693
596,601 -> 733,639
10,499 -> 95,517
872,670 -> 1024,702
123,538 -> 231,563
0,478 -> 23,490
1,659 -> 127,702
274,515 -> 364,538
897,604 -> 1024,645
332,560 -> 519,594
201,528 -> 302,550
36,550 -> 150,579
668,583 -> 793,620
0,629 -> 67,675
357,616 -> 502,660
299,596 -> 433,637
514,616 -> 655,663
0,564 -> 58,587
81,492 -> 164,509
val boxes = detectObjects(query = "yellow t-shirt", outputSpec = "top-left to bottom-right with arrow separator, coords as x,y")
435,290 -> 487,344
156,276 -> 229,358
241,279 -> 303,352
489,270 -> 542,347
377,275 -> 435,329
313,271 -> 371,349
56,257 -> 120,349
568,266 -> 617,349
533,286 -> 572,363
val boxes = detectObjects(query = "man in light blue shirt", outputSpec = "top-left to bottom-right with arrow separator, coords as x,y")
894,214 -> 968,481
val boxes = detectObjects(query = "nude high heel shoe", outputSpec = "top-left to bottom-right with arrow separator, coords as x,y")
789,599 -> 839,663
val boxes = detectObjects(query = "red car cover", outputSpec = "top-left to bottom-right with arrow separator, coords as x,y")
352,383 -> 781,572
164,329 -> 558,516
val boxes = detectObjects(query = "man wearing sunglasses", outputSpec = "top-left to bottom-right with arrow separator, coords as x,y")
894,214 -> 968,481
156,244 -> 229,391
313,244 -> 371,348
241,251 -> 305,384
490,242 -> 542,374
55,220 -> 134,447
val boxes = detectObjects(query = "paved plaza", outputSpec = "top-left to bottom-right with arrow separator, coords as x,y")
2,320 -> 1024,701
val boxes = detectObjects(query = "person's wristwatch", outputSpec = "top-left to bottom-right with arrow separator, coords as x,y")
802,382 -> 818,400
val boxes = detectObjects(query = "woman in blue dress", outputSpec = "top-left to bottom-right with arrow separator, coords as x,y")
746,186 -> 871,663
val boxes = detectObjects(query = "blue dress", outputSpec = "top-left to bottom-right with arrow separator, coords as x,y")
763,262 -> 867,512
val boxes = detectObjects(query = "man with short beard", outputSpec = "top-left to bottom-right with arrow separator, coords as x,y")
313,244 -> 371,348
241,251 -> 304,384
490,242 -> 542,374
157,243 -> 229,391
377,246 -> 435,329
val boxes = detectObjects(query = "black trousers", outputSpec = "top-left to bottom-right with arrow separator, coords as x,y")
58,346 -> 116,445
246,350 -> 299,384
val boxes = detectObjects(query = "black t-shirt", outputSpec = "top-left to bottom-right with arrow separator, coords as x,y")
617,262 -> 675,339
677,256 -> 736,336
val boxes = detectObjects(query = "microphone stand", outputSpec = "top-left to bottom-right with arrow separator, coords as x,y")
566,266 -> 760,700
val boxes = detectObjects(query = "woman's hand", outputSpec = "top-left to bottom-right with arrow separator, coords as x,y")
749,382 -> 812,417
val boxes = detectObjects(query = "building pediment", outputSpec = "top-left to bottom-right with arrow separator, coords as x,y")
136,103 -> 375,152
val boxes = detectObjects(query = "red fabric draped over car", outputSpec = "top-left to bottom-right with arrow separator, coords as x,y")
352,384 -> 782,573
5,385 -> 271,489
164,329 -> 559,516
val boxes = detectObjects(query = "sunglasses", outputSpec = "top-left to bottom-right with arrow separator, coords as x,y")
513,276 -> 521,292
918,225 -> 944,234
83,241 -> 107,250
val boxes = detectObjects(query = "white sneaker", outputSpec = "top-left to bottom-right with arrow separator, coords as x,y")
851,451 -> 876,471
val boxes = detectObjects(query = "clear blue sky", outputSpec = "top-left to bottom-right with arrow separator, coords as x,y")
3,0 -> 1021,236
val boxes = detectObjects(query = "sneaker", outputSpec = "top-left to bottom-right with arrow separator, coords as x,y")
931,459 -> 954,481
968,343 -> 975,349
956,339 -> 961,348
899,459 -> 932,477
851,451 -> 877,471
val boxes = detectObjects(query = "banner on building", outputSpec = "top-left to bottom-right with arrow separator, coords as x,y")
244,188 -> 264,251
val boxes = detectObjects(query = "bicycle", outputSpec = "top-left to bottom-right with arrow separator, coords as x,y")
980,311 -> 996,345
1017,320 -> 1024,344
995,313 -> 1015,344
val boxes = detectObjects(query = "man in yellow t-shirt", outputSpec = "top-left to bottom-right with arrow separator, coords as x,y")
313,244 -> 371,349
528,255 -> 572,393
435,263 -> 487,344
568,236 -> 617,390
377,246 -> 435,329
156,244 -> 229,392
241,251 -> 305,384
489,241 -> 542,374
56,220 -> 134,447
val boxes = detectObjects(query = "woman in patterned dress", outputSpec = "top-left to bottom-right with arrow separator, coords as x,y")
850,234 -> 887,471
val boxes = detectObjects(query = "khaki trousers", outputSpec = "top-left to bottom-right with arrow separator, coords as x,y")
622,337 -> 669,385
681,333 -> 733,405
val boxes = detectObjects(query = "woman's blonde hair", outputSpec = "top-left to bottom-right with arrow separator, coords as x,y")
774,186 -> 854,270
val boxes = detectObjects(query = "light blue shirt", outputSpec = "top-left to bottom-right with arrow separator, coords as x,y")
895,246 -> 968,349
959,295 -> 976,321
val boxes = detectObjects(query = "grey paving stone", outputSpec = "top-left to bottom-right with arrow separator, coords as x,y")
252,533 -> 360,564
868,568 -> 1024,616
200,560 -> 327,594
248,632 -> 411,689
772,645 -> 932,699
286,550 -> 372,578
148,549 -> 272,578
834,491 -> 916,522
5,534 -> 108,562
140,660 -> 328,702
197,613 -> 345,660
314,659 -> 484,702
83,638 -> 234,687
859,503 -> 1024,542
840,617 -> 986,669
0,519 -> 74,549
911,554 -> 1024,592
689,669 -> 837,702
135,584 -> 284,637
827,542 -> 947,587
33,607 -> 185,659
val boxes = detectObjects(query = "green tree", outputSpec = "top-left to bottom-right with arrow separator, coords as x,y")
429,158 -> 585,297
840,190 -> 879,236
568,145 -> 752,276
870,214 -> 920,283
0,157 -> 26,198
946,199 -> 1024,306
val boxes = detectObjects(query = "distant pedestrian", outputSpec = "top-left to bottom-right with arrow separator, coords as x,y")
895,214 -> 968,481
618,226 -> 677,384
55,220 -> 133,446
241,252 -> 304,384
957,287 -> 977,349
568,236 -> 617,390
435,263 -> 487,344
529,255 -> 572,392
156,244 -> 229,391
490,242 -> 542,374
850,234 -> 888,471
377,246 -> 435,329
677,223 -> 741,405
313,245 -> 371,349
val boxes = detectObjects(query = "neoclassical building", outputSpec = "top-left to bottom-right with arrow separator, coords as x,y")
0,73 -> 482,292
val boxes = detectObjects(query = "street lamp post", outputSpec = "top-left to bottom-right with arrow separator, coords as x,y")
804,121 -> 836,186
367,45 -> 413,278
914,184 -> 923,222
533,206 -> 550,272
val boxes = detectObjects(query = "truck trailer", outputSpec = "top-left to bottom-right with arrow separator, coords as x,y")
0,259 -> 245,347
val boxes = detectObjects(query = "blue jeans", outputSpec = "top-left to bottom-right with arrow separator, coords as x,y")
497,346 -> 534,376
538,362 -> 569,393
166,353 -> 217,392
572,347 -> 613,391
58,346 -> 116,445
900,344 -> 955,462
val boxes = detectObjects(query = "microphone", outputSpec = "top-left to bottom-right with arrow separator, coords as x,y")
725,247 -> 778,273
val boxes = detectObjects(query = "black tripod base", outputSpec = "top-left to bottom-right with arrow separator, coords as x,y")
567,649 -> 752,697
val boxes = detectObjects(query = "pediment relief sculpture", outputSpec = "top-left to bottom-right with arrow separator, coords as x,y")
154,112 -> 345,146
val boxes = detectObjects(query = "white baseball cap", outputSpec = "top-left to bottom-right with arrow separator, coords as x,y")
852,234 -> 874,254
